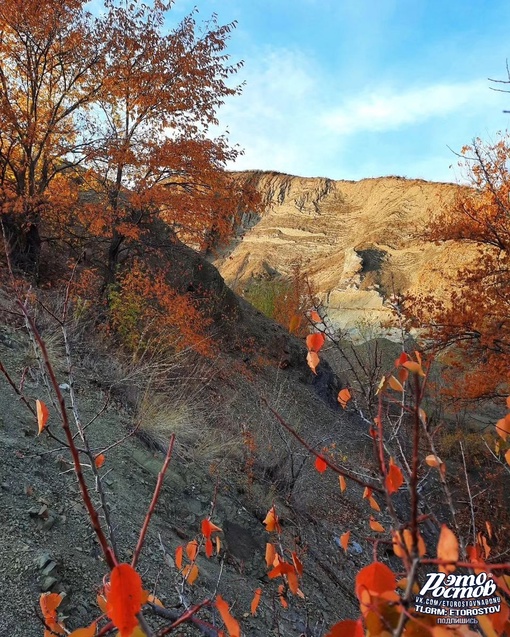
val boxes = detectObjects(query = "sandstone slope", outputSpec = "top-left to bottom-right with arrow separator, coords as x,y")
215,171 -> 476,336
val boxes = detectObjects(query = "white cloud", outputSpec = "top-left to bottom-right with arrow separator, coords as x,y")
321,81 -> 489,135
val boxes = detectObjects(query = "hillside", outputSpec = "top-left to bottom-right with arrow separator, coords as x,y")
215,171 -> 478,336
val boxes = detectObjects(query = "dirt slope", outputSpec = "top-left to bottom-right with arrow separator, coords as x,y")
0,280 -> 386,636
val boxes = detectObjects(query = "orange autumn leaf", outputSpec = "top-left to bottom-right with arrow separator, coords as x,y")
215,595 -> 240,637
175,545 -> 183,570
205,537 -> 213,558
388,375 -> 404,392
97,592 -> 107,613
182,563 -> 199,585
425,454 -> 443,468
263,506 -> 281,533
186,540 -> 198,561
288,314 -> 302,334
369,517 -> 385,533
338,388 -> 351,408
402,360 -> 425,377
215,536 -> 221,555
385,460 -> 404,495
314,456 -> 327,473
485,521 -> 493,539
291,551 -> 303,576
278,584 -> 288,609
306,332 -> 325,352
355,561 -> 396,600
287,568 -> 299,595
437,525 -> 459,574
68,623 -> 96,637
106,563 -> 143,637
40,592 -> 65,636
326,619 -> 364,637
339,475 -> 347,492
265,542 -> 276,568
310,310 -> 321,323
268,561 -> 294,579
340,530 -> 350,552
306,350 -> 320,374
201,518 -> 222,538
496,414 -> 510,441
393,529 -> 426,559
251,588 -> 262,615
368,496 -> 380,512
94,454 -> 106,469
362,487 -> 372,499
36,399 -> 49,435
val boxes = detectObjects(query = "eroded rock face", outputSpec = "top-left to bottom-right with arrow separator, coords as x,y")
215,171 -> 475,338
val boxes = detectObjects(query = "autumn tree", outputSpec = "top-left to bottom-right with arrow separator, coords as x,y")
81,0 -> 248,282
409,133 -> 510,402
0,0 -> 103,273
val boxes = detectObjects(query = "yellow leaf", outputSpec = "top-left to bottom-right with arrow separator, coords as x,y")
36,399 -> 49,435
339,475 -> 347,492
437,525 -> 458,573
369,517 -> 385,533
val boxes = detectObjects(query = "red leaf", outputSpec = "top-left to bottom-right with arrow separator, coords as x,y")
314,456 -> 327,473
326,619 -> 364,637
205,537 -> 213,558
94,454 -> 105,468
385,460 -> 404,494
395,352 -> 409,367
106,563 -> 143,637
36,399 -> 49,435
201,518 -> 222,539
306,332 -> 326,352
268,561 -> 294,579
216,595 -> 240,637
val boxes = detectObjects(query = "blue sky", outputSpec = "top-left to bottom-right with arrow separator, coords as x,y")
174,1 -> 510,183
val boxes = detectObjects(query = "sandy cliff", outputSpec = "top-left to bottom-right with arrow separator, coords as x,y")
215,171 -> 476,335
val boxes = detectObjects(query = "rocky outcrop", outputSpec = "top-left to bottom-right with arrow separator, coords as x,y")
215,171 -> 476,337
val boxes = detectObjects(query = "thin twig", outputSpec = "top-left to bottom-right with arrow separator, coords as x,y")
132,434 -> 176,568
